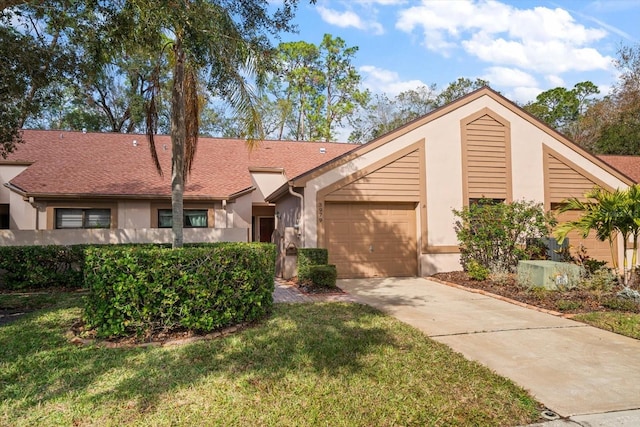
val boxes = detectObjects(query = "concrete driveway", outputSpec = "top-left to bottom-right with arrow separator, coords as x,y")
338,277 -> 640,420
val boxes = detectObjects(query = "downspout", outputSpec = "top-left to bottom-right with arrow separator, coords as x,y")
288,183 -> 304,247
221,200 -> 228,228
28,196 -> 39,230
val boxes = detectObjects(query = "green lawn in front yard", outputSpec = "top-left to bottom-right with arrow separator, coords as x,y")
573,311 -> 640,340
0,292 -> 541,426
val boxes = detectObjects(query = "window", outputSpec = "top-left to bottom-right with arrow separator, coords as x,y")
158,209 -> 208,228
0,204 -> 8,229
55,208 -> 111,229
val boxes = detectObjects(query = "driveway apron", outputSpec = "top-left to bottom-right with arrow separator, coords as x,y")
338,277 -> 640,418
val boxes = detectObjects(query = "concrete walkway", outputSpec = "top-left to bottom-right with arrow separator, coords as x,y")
337,277 -> 640,423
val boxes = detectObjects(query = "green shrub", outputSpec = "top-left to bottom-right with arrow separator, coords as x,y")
83,243 -> 276,338
453,199 -> 555,272
556,299 -> 583,312
307,265 -> 337,288
580,269 -> 618,292
297,248 -> 329,283
602,297 -> 639,312
467,260 -> 489,281
0,245 -> 87,290
0,243 -> 212,291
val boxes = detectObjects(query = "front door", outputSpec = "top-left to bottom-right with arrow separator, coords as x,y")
259,217 -> 275,242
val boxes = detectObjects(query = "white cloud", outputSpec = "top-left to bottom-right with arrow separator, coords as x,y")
395,0 -> 613,75
317,6 -> 384,35
353,0 -> 406,4
545,75 -> 565,87
482,67 -> 537,87
508,86 -> 544,104
359,65 -> 427,95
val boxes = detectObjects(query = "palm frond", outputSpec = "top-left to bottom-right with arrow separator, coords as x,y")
146,64 -> 162,176
183,65 -> 199,176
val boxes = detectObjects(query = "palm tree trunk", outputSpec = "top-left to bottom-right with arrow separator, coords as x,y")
609,236 -> 618,270
171,36 -> 186,248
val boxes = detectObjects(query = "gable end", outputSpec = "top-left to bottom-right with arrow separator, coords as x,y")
461,107 -> 512,203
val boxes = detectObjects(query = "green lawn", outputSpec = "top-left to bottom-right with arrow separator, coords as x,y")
573,311 -> 640,340
0,293 -> 541,426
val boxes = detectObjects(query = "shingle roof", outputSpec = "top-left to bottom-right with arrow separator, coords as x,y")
598,155 -> 640,184
4,130 -> 356,199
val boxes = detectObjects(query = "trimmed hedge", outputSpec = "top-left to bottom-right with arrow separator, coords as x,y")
83,243 -> 276,338
307,265 -> 337,288
297,248 -> 337,288
0,245 -> 87,290
297,248 -> 329,283
0,243 -> 218,291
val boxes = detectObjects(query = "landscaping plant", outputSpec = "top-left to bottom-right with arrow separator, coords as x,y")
297,248 -> 338,288
453,199 -> 555,272
555,184 -> 640,284
83,243 -> 275,338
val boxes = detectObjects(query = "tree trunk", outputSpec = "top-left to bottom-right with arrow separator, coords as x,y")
171,37 -> 186,248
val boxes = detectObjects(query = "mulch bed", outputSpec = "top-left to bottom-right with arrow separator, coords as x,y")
431,271 -> 639,315
279,277 -> 346,295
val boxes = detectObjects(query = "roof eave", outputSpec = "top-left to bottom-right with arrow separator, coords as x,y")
265,181 -> 294,203
228,186 -> 255,201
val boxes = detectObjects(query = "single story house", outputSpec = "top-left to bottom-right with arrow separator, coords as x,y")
0,130 -> 354,248
1,87 -> 636,278
267,87 -> 636,277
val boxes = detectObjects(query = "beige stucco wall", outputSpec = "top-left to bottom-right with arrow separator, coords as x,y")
118,201 -> 151,228
0,164 -> 28,204
302,93 -> 632,275
228,193 -> 252,240
251,172 -> 286,204
8,191 -> 36,230
272,192 -> 303,278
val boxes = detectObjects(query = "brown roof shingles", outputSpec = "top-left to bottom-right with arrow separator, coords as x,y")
598,155 -> 640,184
5,130 -> 356,199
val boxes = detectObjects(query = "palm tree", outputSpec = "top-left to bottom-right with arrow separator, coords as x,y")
621,185 -> 640,282
555,185 -> 640,283
99,0 -> 301,247
555,187 -> 618,270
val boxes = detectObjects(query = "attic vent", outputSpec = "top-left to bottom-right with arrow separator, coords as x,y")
82,128 -> 87,134
133,140 -> 138,147
320,147 -> 326,154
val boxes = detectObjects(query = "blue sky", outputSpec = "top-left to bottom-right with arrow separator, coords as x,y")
276,0 -> 640,104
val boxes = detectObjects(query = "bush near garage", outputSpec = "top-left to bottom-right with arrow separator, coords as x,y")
297,248 -> 337,288
306,265 -> 338,288
453,199 -> 555,273
297,248 -> 327,280
83,243 -> 276,338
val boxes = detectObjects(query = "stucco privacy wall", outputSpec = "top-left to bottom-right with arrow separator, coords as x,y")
299,90 -> 633,275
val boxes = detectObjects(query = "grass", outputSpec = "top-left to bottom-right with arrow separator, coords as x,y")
573,311 -> 640,340
0,292 -> 541,426
0,290 -> 83,311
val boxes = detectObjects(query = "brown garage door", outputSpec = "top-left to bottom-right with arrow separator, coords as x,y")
555,210 -> 617,265
324,202 -> 417,278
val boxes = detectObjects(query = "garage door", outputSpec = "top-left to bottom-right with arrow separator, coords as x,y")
555,210 -> 617,265
324,203 -> 417,278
